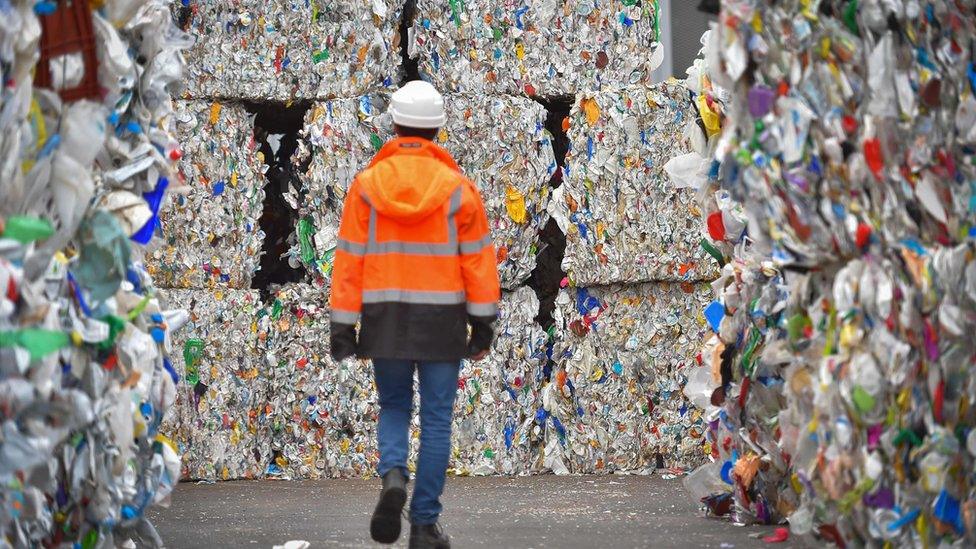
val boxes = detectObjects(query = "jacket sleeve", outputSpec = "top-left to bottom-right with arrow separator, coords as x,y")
457,181 -> 501,355
329,178 -> 370,361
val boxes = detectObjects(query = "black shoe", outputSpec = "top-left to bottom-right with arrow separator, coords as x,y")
370,469 -> 408,544
408,523 -> 451,549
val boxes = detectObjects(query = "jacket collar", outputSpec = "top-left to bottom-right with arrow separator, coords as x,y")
368,137 -> 462,173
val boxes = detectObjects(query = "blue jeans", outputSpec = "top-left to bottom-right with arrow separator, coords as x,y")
373,359 -> 460,526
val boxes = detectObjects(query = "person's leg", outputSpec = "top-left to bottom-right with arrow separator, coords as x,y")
410,361 -> 461,526
371,359 -> 415,544
373,358 -> 415,477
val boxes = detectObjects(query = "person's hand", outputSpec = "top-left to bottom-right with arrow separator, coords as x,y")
468,350 -> 488,361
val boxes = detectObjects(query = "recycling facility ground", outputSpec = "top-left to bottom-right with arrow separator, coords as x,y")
148,475 -> 789,548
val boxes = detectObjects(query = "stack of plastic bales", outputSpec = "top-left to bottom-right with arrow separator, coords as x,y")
547,283 -> 713,474
542,78 -> 715,473
451,288 -> 549,476
1,1 -> 190,546
680,2 -> 976,546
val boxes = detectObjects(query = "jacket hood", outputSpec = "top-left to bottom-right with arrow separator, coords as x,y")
358,137 -> 463,224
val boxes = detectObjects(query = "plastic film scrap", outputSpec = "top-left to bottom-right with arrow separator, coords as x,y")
158,288 -> 267,481
177,0 -> 404,101
411,0 -> 665,96
0,0 -> 190,546
679,3 -> 976,546
545,283 -> 712,475
290,94 -> 555,288
554,81 -> 719,286
146,101 -> 267,289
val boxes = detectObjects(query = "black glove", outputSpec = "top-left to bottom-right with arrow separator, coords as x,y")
330,322 -> 358,361
467,316 -> 495,357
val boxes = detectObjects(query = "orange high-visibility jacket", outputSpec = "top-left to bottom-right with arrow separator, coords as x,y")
329,137 -> 501,361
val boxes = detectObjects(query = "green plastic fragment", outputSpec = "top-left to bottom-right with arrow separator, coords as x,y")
787,314 -> 812,342
81,528 -> 99,549
740,329 -> 762,376
183,339 -> 205,386
97,315 -> 126,352
893,428 -> 922,447
0,329 -> 70,362
298,217 -> 317,265
2,215 -> 55,243
851,386 -> 876,414
272,299 -> 283,320
313,49 -> 330,63
483,448 -> 495,458
700,238 -> 727,266
369,132 -> 383,151
843,0 -> 860,36
492,27 -> 502,40
449,0 -> 461,27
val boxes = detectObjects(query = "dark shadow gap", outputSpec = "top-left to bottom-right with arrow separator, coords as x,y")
245,100 -> 313,300
526,96 -> 572,331
399,0 -> 420,84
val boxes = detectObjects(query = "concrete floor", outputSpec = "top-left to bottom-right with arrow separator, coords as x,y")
147,475 -> 794,548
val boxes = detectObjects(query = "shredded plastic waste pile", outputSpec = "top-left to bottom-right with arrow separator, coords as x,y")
177,0 -> 404,101
553,81 -> 718,286
0,0 -> 190,546
291,94 -> 556,288
411,0 -> 665,96
679,2 -> 976,546
147,101 -> 267,289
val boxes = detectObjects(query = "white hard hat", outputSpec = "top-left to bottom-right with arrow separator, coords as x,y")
389,81 -> 445,129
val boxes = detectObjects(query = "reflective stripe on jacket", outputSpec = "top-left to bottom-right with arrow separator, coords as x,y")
329,137 -> 501,361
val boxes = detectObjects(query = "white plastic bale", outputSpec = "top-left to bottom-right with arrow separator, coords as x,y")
545,282 -> 712,474
147,101 -> 267,289
553,82 -> 719,286
291,94 -> 555,288
177,0 -> 403,101
158,288 -> 268,481
449,287 -> 548,476
411,0 -> 665,96
259,282 -> 378,480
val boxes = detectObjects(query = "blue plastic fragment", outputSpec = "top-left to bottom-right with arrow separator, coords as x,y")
705,301 -> 725,332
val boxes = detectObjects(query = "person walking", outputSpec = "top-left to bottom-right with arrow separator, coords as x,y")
328,80 -> 501,549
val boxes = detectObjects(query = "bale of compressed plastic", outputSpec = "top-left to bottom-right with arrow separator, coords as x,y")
257,282 -> 378,479
544,282 -> 712,474
0,1 -> 190,545
158,288 -> 268,481
451,287 -> 549,476
411,0 -> 665,96
553,81 -> 719,286
177,0 -> 403,101
291,93 -> 555,288
147,101 -> 266,289
681,4 -> 976,545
